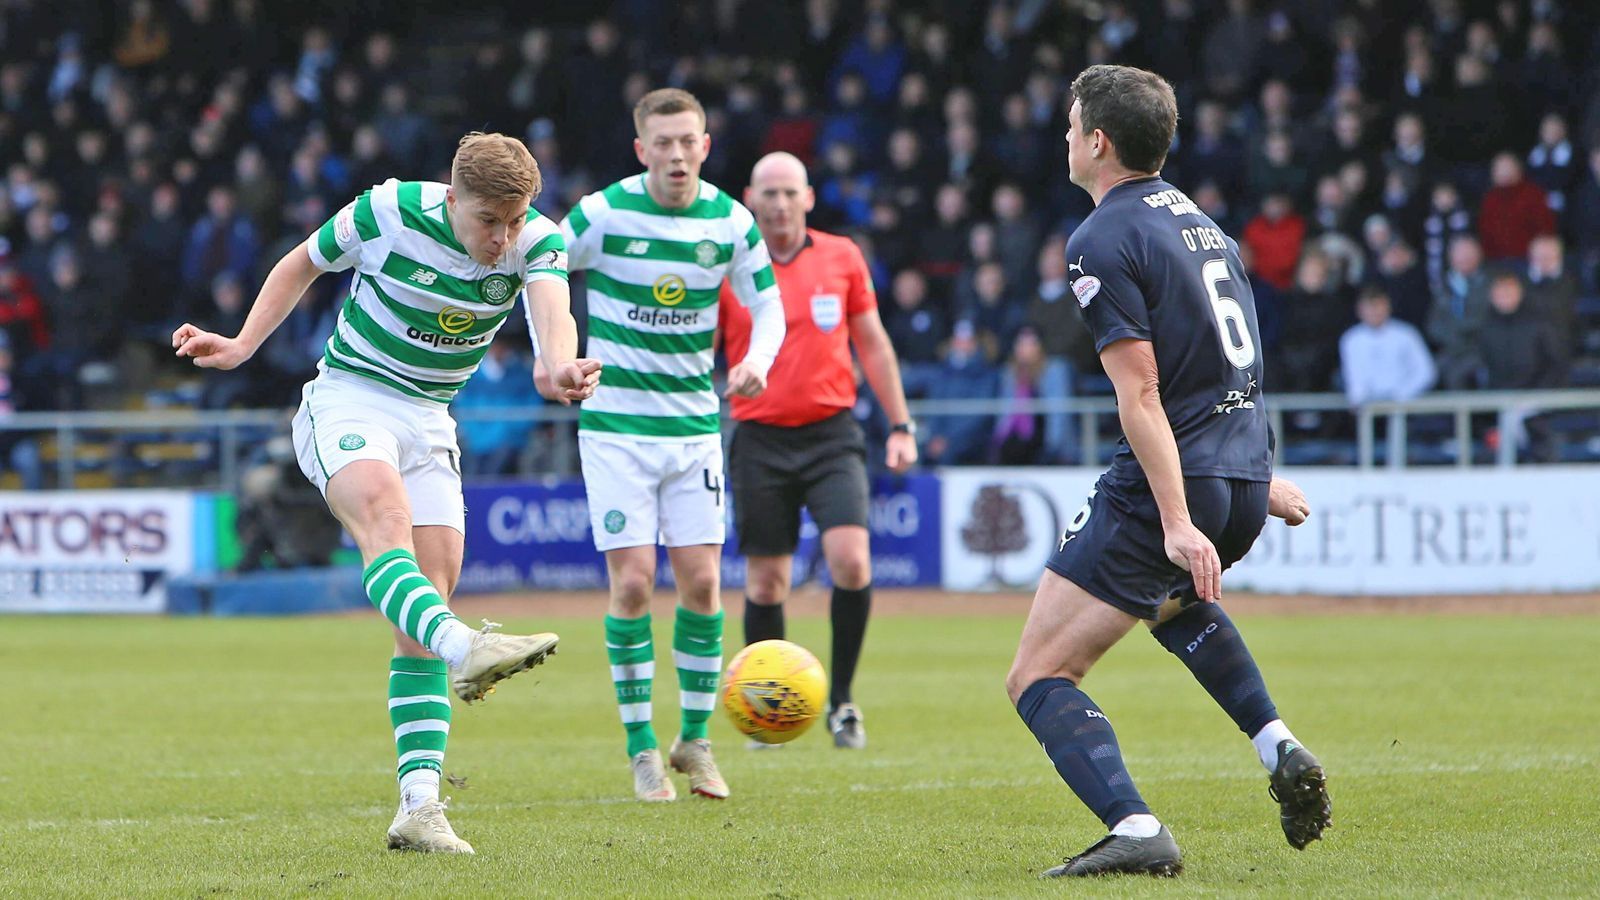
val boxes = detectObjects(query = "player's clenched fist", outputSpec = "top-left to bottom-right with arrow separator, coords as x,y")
171,323 -> 252,370
723,361 -> 766,398
552,358 -> 602,405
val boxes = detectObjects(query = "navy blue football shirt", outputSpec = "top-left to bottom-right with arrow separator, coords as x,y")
1064,175 -> 1273,482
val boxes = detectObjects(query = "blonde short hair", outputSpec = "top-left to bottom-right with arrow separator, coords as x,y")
451,131 -> 541,201
632,88 -> 706,136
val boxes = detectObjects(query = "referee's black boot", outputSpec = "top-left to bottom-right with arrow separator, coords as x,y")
1270,740 -> 1332,849
1042,826 -> 1182,878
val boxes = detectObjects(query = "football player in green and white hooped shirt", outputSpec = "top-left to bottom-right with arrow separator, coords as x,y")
556,88 -> 785,803
171,133 -> 602,854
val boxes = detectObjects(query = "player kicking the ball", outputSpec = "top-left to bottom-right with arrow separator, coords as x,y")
172,132 -> 600,853
1004,66 -> 1331,877
556,88 -> 785,802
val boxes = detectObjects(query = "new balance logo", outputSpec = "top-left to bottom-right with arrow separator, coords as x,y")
409,268 -> 438,286
623,240 -> 651,255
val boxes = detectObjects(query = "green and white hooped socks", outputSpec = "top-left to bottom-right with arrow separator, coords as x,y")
363,549 -> 474,669
605,613 -> 658,757
674,605 -> 724,742
390,656 -> 450,813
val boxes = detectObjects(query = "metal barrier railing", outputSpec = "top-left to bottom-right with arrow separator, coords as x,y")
3,388 -> 1599,494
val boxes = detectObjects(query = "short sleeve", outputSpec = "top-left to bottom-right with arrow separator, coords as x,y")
843,239 -> 876,315
1066,229 -> 1150,352
522,225 -> 568,287
559,193 -> 605,272
309,190 -> 381,272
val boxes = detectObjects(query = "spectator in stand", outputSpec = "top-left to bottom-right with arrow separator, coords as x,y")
1248,129 -> 1310,203
1478,152 -> 1556,262
455,340 -> 538,478
1526,112 -> 1576,214
1242,192 -> 1306,292
1429,234 -> 1491,390
1481,271 -> 1565,460
38,249 -> 116,408
1339,284 -> 1435,407
1027,236 -> 1096,462
760,84 -> 818,167
992,93 -> 1050,189
1524,234 -> 1579,362
917,183 -> 971,302
1383,111 -> 1429,188
0,330 -> 43,489
1422,181 -> 1474,292
882,268 -> 944,397
965,261 -> 1026,352
990,183 -> 1042,294
990,327 -> 1048,465
1571,146 -> 1600,293
1372,240 -> 1431,330
921,320 -> 997,466
0,253 -> 48,372
1184,100 -> 1246,197
181,185 -> 259,314
832,14 -> 905,107
1273,249 -> 1350,394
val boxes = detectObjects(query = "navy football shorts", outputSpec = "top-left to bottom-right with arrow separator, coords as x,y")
1045,474 -> 1270,619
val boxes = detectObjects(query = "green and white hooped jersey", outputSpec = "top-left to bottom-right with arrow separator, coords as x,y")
562,174 -> 779,441
308,179 -> 567,403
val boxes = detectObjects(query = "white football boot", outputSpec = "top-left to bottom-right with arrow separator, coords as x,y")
386,799 -> 474,854
828,703 -> 867,749
669,737 -> 730,799
451,620 -> 559,703
631,749 -> 677,802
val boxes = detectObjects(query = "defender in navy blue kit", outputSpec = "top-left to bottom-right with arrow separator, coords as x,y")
1003,66 -> 1331,879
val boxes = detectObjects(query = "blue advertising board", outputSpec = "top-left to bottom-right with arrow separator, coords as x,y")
459,474 -> 941,593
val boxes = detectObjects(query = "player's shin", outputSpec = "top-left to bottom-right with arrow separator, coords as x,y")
1016,677 -> 1153,829
390,657 -> 450,812
605,614 -> 658,755
1149,602 -> 1296,769
364,550 -> 471,668
674,605 -> 724,741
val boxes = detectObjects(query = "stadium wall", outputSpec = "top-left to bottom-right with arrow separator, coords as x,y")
4,468 -> 1599,613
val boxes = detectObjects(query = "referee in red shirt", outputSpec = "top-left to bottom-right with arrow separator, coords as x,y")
720,152 -> 917,749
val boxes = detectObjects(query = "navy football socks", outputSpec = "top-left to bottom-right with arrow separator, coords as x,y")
1016,677 -> 1152,827
1151,602 -> 1280,737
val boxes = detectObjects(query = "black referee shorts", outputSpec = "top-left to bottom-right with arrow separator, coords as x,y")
728,410 -> 871,557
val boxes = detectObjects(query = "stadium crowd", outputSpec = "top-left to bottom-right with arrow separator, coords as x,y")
1,0 -> 1598,480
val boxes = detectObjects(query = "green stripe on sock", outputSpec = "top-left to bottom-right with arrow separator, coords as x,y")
389,656 -> 449,780
674,606 -> 723,742
606,614 -> 657,756
363,550 -> 460,647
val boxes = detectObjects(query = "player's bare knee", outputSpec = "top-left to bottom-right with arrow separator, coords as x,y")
745,563 -> 788,606
355,502 -> 412,550
828,552 -> 871,591
677,569 -> 719,610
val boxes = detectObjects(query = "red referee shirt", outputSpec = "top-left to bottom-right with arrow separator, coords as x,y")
720,229 -> 876,426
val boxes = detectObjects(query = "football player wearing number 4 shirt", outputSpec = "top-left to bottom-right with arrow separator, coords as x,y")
1004,66 -> 1329,878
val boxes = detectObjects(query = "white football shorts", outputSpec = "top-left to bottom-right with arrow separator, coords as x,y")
579,434 -> 726,552
291,369 -> 466,533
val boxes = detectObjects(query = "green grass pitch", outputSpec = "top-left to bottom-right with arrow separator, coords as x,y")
4,607 -> 1597,897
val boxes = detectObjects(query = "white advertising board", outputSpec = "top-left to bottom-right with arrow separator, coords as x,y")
0,491 -> 196,613
941,467 -> 1600,596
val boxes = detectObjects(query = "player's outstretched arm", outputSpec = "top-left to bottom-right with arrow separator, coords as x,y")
171,240 -> 322,370
524,279 -> 600,405
849,309 -> 917,472
1268,477 -> 1310,526
1100,337 -> 1223,601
